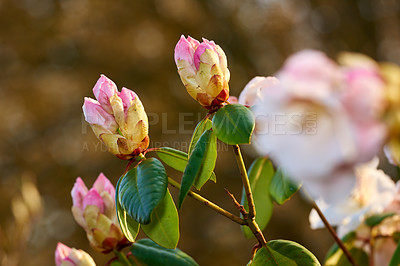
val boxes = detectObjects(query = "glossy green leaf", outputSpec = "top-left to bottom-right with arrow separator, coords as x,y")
269,168 -> 301,205
119,158 -> 168,224
178,129 -> 217,208
189,118 -> 213,155
155,146 -> 216,186
389,240 -> 400,266
212,104 -> 255,145
365,212 -> 395,227
241,158 -> 274,238
131,239 -> 199,266
115,176 -> 140,242
141,189 -> 180,249
156,147 -> 188,172
249,240 -> 320,266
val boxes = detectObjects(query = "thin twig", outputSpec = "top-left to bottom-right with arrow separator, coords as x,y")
224,188 -> 248,217
312,200 -> 356,266
232,145 -> 256,218
167,177 -> 246,225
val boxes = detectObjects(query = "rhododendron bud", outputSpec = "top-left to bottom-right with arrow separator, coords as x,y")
55,243 -> 96,266
83,75 -> 149,160
174,35 -> 230,109
71,173 -> 127,253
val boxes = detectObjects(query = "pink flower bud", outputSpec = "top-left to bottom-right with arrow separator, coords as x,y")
92,74 -> 118,114
55,243 -> 96,266
174,35 -> 230,109
83,76 -> 149,160
71,174 -> 127,253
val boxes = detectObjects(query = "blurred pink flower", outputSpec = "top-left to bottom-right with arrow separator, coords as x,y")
83,75 -> 149,160
174,35 -> 230,109
71,173 -> 127,253
251,50 -> 387,202
55,242 -> 96,266
238,76 -> 279,106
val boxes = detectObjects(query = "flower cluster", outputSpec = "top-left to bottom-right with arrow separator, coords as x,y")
83,75 -> 149,160
55,242 -> 96,266
239,50 -> 387,202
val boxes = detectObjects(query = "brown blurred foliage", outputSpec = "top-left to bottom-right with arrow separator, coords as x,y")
0,0 -> 399,265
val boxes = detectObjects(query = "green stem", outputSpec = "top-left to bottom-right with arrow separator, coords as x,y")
232,145 -> 256,219
167,177 -> 246,225
114,250 -> 133,266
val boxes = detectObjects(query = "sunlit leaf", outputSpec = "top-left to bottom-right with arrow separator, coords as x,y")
212,104 -> 255,145
269,168 -> 301,205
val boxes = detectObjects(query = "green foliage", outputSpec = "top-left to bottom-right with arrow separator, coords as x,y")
155,146 -> 216,185
249,240 -> 320,266
115,176 -> 140,242
212,104 -> 255,145
389,240 -> 400,266
178,129 -> 217,208
189,118 -> 212,155
156,147 -> 188,172
118,158 -> 168,224
130,239 -> 199,266
141,189 -> 180,249
269,168 -> 301,205
365,212 -> 395,227
241,158 -> 274,238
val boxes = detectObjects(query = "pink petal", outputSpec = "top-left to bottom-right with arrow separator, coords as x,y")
71,177 -> 88,210
55,242 -> 71,266
193,41 -> 216,70
119,87 -> 137,112
82,97 -> 118,132
93,173 -> 115,199
174,35 -> 199,66
83,188 -> 105,213
92,74 -> 118,113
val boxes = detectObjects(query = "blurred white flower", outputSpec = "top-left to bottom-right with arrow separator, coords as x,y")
309,158 -> 397,237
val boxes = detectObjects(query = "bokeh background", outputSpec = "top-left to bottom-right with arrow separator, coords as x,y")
0,0 -> 399,265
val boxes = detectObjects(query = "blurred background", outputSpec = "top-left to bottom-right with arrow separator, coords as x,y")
0,0 -> 399,265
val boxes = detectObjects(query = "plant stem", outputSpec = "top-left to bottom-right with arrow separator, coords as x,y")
232,145 -> 256,218
167,177 -> 246,225
311,200 -> 356,266
114,250 -> 133,266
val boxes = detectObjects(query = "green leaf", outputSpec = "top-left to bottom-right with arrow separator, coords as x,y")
212,104 -> 255,145
178,129 -> 217,208
390,240 -> 400,266
155,146 -> 216,187
365,212 -> 395,227
325,231 -> 356,261
269,168 -> 301,205
189,118 -> 213,155
141,189 -> 180,249
241,158 -> 274,238
156,147 -> 188,172
249,240 -> 320,266
115,176 -> 140,242
119,158 -> 168,224
130,239 -> 199,266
